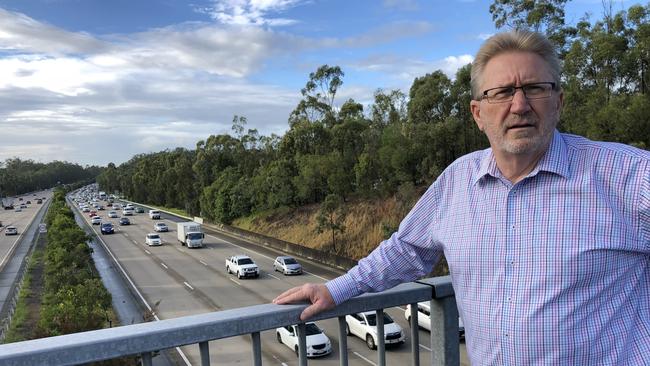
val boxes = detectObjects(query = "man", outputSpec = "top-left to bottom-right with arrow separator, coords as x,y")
274,30 -> 649,365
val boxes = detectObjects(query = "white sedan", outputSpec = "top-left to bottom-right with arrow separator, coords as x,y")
145,233 -> 162,246
346,311 -> 405,350
91,216 -> 102,225
108,211 -> 119,218
276,322 -> 332,358
153,222 -> 168,232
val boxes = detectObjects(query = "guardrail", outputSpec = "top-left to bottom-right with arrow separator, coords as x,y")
0,277 -> 459,366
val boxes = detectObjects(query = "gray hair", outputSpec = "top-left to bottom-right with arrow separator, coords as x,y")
470,30 -> 561,100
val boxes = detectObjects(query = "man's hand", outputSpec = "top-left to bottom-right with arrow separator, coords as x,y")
273,283 -> 336,321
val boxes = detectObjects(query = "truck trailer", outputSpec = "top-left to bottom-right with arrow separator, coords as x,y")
177,222 -> 204,248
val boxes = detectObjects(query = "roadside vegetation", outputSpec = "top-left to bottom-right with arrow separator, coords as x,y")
97,1 -> 650,260
0,159 -> 100,197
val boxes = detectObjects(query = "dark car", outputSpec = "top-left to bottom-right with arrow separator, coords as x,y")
135,207 -> 145,213
36,199 -> 42,204
100,222 -> 114,234
119,217 -> 130,225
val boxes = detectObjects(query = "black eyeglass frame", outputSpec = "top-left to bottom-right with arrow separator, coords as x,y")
481,82 -> 557,103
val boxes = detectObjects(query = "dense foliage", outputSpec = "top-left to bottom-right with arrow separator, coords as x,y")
0,158 -> 101,197
98,1 -> 649,226
39,189 -> 113,336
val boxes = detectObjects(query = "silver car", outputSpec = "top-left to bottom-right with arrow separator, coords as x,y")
273,255 -> 303,275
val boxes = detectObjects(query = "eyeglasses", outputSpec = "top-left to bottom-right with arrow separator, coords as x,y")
481,82 -> 556,103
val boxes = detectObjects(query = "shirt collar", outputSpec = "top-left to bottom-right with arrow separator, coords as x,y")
473,129 -> 570,185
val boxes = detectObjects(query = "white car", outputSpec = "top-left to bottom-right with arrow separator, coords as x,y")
225,255 -> 259,279
346,311 -> 405,350
145,233 -> 162,246
108,211 -> 119,218
153,222 -> 169,232
273,255 -> 303,275
276,322 -> 332,358
122,208 -> 134,216
91,216 -> 102,225
4,226 -> 18,235
404,302 -> 465,339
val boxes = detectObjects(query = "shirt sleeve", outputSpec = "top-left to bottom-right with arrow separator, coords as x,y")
326,182 -> 444,305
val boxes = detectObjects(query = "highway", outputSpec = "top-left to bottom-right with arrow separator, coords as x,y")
73,199 -> 469,366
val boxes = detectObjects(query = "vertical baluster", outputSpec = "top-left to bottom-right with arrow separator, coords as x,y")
251,332 -> 262,366
199,341 -> 210,366
409,303 -> 420,366
376,309 -> 385,366
141,352 -> 153,366
338,316 -> 348,366
297,323 -> 308,366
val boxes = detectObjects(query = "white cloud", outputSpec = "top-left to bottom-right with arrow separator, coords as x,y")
0,8 -> 107,55
382,0 -> 418,11
202,0 -> 304,26
477,33 -> 493,40
352,53 -> 473,82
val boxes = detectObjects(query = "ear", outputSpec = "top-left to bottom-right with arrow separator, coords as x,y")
556,89 -> 564,112
470,100 -> 484,131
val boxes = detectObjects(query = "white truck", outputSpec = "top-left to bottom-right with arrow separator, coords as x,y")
177,222 -> 204,248
226,255 -> 259,279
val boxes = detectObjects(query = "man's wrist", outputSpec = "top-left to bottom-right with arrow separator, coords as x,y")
325,273 -> 362,305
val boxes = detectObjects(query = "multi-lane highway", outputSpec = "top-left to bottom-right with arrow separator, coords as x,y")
73,198 -> 469,366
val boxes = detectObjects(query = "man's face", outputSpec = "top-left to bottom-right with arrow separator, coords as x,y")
470,51 -> 563,158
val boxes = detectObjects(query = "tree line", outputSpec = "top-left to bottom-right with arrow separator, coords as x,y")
98,1 -> 649,226
0,158 -> 101,197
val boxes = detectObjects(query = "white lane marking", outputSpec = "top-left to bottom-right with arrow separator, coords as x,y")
199,260 -> 208,266
133,240 -> 138,245
184,282 -> 194,290
145,249 -> 151,255
206,234 -> 330,281
419,343 -> 431,351
176,247 -> 185,253
124,232 -> 129,236
353,351 -> 377,365
161,263 -> 168,269
267,274 -> 281,280
229,278 -> 241,286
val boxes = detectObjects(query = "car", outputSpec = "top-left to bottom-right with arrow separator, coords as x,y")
100,222 -> 114,235
113,203 -> 121,210
273,255 -> 303,275
345,311 -> 405,350
148,210 -> 161,219
89,210 -> 97,217
82,207 -> 90,212
135,207 -> 145,213
276,322 -> 332,358
97,205 -> 105,210
122,208 -> 134,216
14,207 -> 22,212
153,222 -> 168,232
404,302 -> 464,339
20,203 -> 27,208
226,255 -> 259,279
26,200 -> 31,204
36,199 -> 42,204
119,217 -> 131,225
145,233 -> 162,246
91,216 -> 102,225
108,211 -> 119,218
4,226 -> 18,235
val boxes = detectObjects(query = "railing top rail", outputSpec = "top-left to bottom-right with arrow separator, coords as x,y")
0,279 -> 450,365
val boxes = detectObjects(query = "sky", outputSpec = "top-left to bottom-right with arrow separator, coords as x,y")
0,0 -> 636,167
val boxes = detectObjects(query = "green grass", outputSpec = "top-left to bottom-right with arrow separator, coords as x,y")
3,248 -> 43,343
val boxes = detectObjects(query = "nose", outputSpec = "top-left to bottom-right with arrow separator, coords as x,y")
509,88 -> 531,114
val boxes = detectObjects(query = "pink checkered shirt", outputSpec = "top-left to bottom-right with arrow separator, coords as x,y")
327,130 -> 650,365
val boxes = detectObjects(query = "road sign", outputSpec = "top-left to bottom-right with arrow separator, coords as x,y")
39,223 -> 47,233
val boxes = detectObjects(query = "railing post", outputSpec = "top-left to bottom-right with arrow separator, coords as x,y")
338,316 -> 349,366
297,323 -> 307,366
409,303 -> 420,366
376,309 -> 385,366
199,341 -> 210,366
141,352 -> 153,366
429,297 -> 459,366
251,331 -> 262,366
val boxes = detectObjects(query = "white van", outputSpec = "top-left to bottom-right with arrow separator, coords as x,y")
404,301 -> 464,339
148,209 -> 161,219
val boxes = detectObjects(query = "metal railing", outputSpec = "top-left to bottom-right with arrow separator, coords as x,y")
0,276 -> 459,366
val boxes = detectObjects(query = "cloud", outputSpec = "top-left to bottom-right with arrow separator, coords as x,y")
352,53 -> 473,82
200,0 -> 305,26
477,33 -> 493,40
319,21 -> 434,48
382,0 -> 419,11
0,8 -> 107,55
